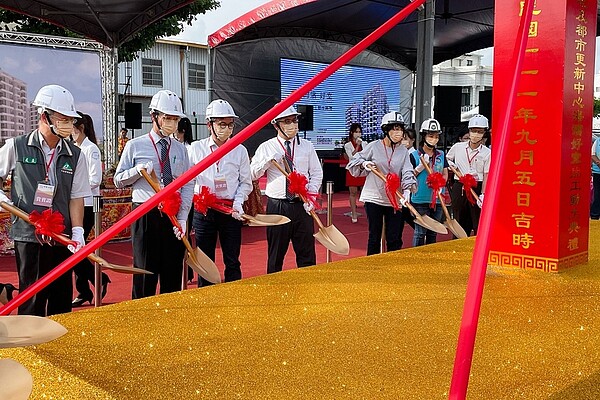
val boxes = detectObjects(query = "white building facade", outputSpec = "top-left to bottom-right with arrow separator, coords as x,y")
0,69 -> 28,145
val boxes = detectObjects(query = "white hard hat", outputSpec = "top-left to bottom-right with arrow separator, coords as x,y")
32,84 -> 79,118
420,118 -> 441,133
206,99 -> 238,119
149,90 -> 186,118
272,105 -> 300,124
468,114 -> 489,129
380,111 -> 405,129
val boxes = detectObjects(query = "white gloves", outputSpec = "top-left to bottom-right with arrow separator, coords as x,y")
173,220 -> 186,240
0,191 -> 11,212
477,194 -> 484,208
400,189 -> 411,207
68,226 -> 85,253
303,202 -> 314,215
448,159 -> 456,169
362,161 -> 376,171
415,153 -> 430,173
136,161 -> 153,175
231,203 -> 245,221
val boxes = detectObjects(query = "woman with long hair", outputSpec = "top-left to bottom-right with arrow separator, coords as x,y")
344,123 -> 366,223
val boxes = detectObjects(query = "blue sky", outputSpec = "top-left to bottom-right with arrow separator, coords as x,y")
0,43 -> 103,138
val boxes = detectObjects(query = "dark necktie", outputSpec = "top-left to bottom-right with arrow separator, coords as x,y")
159,138 -> 172,185
284,140 -> 295,201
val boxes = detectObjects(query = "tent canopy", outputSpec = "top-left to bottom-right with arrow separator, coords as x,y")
209,0 -> 600,71
0,0 -> 194,47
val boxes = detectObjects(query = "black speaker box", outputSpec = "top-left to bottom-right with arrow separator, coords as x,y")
478,90 -> 492,126
433,86 -> 461,126
124,102 -> 142,129
296,104 -> 314,131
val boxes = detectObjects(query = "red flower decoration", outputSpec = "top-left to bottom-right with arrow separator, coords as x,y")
426,172 -> 446,209
384,172 -> 401,210
29,209 -> 65,238
459,173 -> 478,205
287,171 -> 320,209
158,191 -> 181,217
193,186 -> 234,215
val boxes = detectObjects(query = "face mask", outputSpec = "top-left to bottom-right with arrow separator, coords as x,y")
400,139 -> 410,148
280,124 -> 298,139
213,126 -> 231,142
425,138 -> 439,148
160,119 -> 178,136
53,119 -> 74,138
469,132 -> 484,144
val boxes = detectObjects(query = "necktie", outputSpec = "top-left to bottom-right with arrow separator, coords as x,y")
284,140 -> 295,201
159,139 -> 172,186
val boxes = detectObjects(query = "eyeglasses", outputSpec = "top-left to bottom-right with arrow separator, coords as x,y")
279,117 -> 298,125
215,122 -> 235,130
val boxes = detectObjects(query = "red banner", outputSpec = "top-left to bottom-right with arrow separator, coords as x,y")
489,0 -> 597,272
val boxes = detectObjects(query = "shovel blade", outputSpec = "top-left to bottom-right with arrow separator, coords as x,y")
415,215 -> 448,235
313,225 -> 350,255
445,219 -> 468,239
0,359 -> 32,400
245,214 -> 291,227
0,316 -> 67,348
101,263 -> 153,275
188,249 -> 221,284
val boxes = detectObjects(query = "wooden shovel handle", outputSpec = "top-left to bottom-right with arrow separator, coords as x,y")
448,165 -> 480,203
419,155 -> 452,221
269,160 -> 325,230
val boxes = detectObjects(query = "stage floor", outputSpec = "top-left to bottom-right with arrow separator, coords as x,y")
2,223 -> 600,399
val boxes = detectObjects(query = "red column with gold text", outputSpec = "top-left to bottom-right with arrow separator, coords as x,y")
489,0 -> 596,272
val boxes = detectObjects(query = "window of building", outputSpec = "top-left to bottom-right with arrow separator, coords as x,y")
142,58 -> 163,87
188,63 -> 206,90
466,59 -> 473,66
461,87 -> 471,107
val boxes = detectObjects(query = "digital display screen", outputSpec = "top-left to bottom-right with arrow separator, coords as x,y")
280,58 -> 402,150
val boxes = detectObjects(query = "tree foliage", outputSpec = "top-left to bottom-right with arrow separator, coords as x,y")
594,98 -> 600,118
0,1 -> 220,62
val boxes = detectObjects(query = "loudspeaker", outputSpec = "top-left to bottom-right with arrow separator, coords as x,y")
296,104 -> 314,131
478,90 -> 492,126
433,86 -> 461,126
124,102 -> 142,129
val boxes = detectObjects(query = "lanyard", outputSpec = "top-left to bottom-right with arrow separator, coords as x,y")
466,146 -> 479,166
150,136 -> 171,177
278,138 -> 295,171
382,140 -> 395,170
209,144 -> 222,172
45,149 -> 56,181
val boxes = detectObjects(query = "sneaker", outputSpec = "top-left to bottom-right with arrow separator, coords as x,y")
351,217 -> 358,223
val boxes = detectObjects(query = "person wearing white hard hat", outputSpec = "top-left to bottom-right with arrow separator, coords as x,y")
0,84 -> 92,315
188,99 -> 252,286
410,118 -> 449,247
347,111 -> 416,255
114,89 -> 193,299
250,104 -> 323,273
446,114 -> 491,236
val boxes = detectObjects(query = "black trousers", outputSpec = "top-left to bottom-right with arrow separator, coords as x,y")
364,202 -> 405,255
266,198 -> 316,274
131,204 -> 185,299
14,241 -> 72,316
193,209 -> 243,287
450,180 -> 483,236
72,206 -> 109,299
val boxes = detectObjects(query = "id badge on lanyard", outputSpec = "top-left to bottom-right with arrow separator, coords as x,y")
214,172 -> 229,198
33,181 -> 54,207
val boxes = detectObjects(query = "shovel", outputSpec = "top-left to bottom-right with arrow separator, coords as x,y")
419,156 -> 468,239
139,170 -> 221,284
0,202 -> 151,275
448,165 -> 481,206
369,167 -> 448,235
0,359 -> 32,400
0,315 -> 67,348
243,213 -> 291,226
270,161 -> 350,255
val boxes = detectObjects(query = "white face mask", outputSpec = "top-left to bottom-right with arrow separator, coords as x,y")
469,132 -> 484,144
213,127 -> 231,142
160,119 -> 178,136
280,124 -> 298,139
425,138 -> 439,148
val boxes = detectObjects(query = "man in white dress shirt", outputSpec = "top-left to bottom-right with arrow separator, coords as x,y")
114,90 -> 193,298
188,99 -> 252,286
250,105 -> 323,274
446,114 -> 491,236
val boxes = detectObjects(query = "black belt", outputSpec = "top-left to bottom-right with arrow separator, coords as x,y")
269,196 -> 302,204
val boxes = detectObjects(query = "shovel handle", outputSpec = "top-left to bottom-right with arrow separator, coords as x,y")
419,156 -> 453,222
448,165 -> 480,203
269,160 -> 326,230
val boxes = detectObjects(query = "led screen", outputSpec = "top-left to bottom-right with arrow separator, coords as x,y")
280,58 -> 401,150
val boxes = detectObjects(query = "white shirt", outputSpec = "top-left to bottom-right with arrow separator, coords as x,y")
76,137 -> 102,206
446,141 -> 491,181
250,135 -> 323,199
344,140 -> 363,159
0,131 -> 91,199
113,130 -> 193,221
346,140 -> 416,207
187,136 -> 253,207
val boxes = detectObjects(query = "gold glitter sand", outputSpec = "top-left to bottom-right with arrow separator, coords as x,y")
3,223 -> 600,399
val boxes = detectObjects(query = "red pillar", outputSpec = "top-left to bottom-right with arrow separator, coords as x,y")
489,0 -> 597,272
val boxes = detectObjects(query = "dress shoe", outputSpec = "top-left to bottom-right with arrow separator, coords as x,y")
101,275 -> 111,299
72,296 -> 92,307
